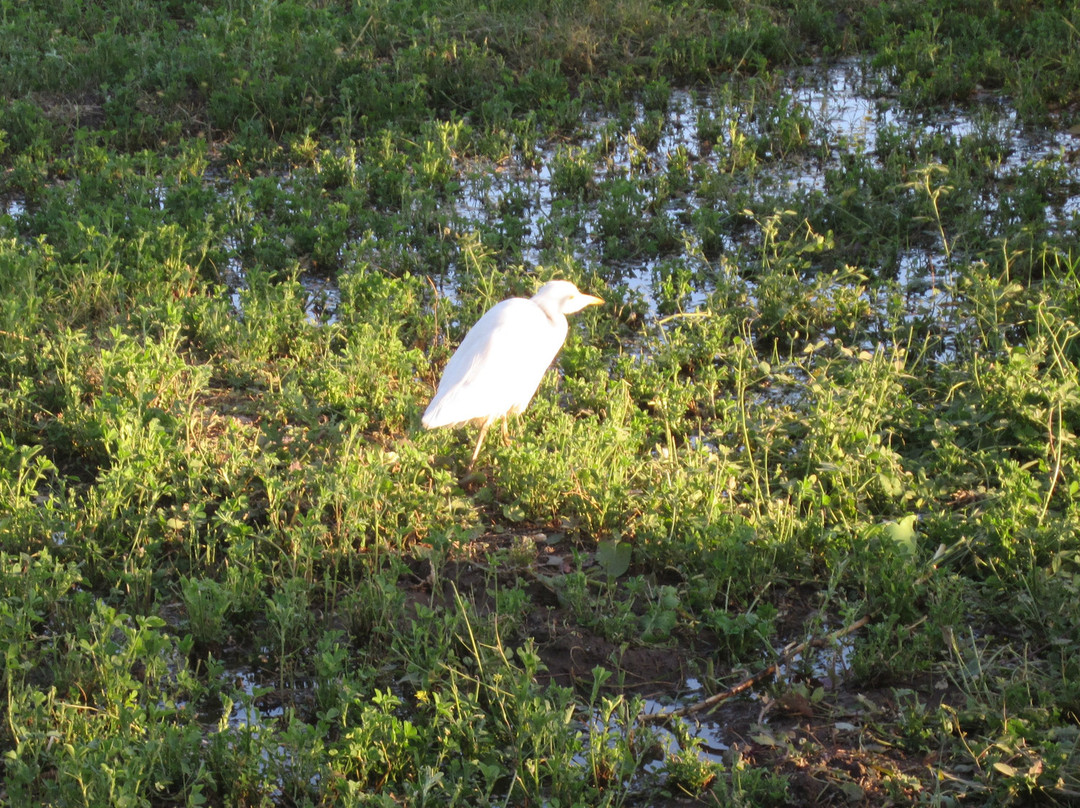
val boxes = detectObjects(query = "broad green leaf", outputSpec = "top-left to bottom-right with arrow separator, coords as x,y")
595,539 -> 631,579
884,514 -> 918,557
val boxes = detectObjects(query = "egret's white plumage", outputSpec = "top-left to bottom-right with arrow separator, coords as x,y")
423,280 -> 603,467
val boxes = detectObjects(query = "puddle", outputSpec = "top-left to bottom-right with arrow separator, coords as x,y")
792,60 -> 1080,202
194,655 -> 266,728
298,272 -> 340,324
218,663 -> 287,728
774,624 -> 859,693
618,622 -> 859,747
566,675 -> 729,793
216,252 -> 339,325
196,653 -> 321,801
636,677 -> 730,764
446,59 -> 1080,320
218,253 -> 247,317
790,61 -> 895,153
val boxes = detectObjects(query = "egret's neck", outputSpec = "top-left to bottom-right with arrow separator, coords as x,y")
535,304 -> 566,329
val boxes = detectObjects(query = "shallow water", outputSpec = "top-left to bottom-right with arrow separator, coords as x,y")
359,59 -> 1080,318
636,676 -> 730,765
220,664 -> 286,728
4,60 -> 1077,324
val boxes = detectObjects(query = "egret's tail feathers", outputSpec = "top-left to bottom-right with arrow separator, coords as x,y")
421,395 -> 469,430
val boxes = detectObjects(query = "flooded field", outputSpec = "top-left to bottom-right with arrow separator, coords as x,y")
4,1 -> 1080,804
173,58 -> 1080,331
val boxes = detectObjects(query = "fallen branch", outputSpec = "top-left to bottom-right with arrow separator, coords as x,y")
638,614 -> 873,725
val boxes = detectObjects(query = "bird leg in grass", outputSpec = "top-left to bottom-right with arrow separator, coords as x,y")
468,419 -> 493,470
467,417 -> 511,471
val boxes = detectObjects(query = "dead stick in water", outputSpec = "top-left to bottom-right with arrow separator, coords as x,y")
639,613 -> 874,725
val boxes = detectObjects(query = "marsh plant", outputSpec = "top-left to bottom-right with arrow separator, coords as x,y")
2,0 -> 1080,804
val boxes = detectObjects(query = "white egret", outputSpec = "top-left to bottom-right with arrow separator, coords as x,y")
422,280 -> 604,468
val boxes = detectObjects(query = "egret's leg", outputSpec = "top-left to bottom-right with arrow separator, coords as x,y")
468,420 -> 493,470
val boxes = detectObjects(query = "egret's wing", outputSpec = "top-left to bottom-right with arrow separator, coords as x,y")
422,299 -> 566,428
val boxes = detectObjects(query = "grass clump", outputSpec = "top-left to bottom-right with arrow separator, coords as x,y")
3,0 -> 1080,804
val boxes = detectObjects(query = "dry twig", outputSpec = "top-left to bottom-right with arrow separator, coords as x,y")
638,614 -> 873,725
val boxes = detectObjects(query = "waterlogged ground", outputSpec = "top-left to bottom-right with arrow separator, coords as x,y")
268,59 -> 1080,324
3,1 -> 1080,805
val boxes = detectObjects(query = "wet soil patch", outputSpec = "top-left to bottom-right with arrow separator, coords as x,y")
189,528 -> 968,804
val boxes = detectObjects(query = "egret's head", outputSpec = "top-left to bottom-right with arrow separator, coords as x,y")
532,280 -> 604,315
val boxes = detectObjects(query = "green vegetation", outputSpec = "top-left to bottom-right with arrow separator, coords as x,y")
2,0 -> 1080,804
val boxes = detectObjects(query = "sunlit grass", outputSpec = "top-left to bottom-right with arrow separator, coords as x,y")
2,0 -> 1080,804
